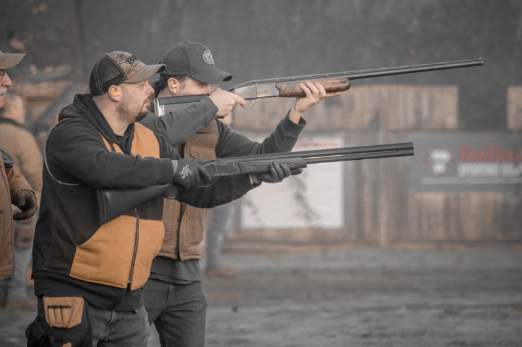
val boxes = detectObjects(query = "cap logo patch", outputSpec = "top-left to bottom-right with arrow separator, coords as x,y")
125,55 -> 138,65
202,49 -> 215,65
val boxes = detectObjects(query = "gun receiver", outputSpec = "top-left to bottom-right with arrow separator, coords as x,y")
98,142 -> 414,224
153,58 -> 483,115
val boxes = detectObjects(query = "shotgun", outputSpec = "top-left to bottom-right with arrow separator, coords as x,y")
98,142 -> 414,224
152,58 -> 483,115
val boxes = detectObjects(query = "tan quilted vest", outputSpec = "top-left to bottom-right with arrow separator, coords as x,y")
159,119 -> 219,260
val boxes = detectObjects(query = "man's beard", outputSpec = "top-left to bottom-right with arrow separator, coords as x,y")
117,97 -> 151,123
0,90 -> 6,109
136,98 -> 152,121
135,110 -> 148,122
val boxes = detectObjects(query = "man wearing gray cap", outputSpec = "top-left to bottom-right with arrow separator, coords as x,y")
0,50 -> 38,287
142,40 -> 341,347
26,50 -> 293,346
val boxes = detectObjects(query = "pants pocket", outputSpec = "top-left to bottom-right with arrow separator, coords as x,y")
26,296 -> 92,347
43,296 -> 84,329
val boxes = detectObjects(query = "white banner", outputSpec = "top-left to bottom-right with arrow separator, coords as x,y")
241,135 -> 345,229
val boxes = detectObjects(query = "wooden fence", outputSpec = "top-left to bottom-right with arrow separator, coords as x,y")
231,85 -> 522,245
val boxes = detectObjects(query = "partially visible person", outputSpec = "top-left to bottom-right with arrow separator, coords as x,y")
0,91 -> 42,195
0,91 -> 43,309
205,202 -> 236,278
0,50 -> 38,291
142,40 -> 341,347
0,150 -> 37,278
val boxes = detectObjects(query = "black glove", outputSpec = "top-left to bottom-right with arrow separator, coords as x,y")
172,159 -> 212,188
12,189 -> 38,220
256,162 -> 303,184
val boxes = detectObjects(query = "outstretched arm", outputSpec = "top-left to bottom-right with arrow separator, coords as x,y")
140,98 -> 217,145
141,89 -> 247,145
216,81 -> 340,158
174,175 -> 256,208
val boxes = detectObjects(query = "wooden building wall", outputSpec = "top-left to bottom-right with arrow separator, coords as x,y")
232,85 -> 522,245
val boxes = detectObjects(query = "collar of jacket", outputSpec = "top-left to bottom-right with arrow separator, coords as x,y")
0,148 -> 13,167
60,94 -> 135,151
0,117 -> 24,129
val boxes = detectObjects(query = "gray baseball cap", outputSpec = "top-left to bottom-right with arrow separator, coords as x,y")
160,41 -> 232,84
0,50 -> 25,70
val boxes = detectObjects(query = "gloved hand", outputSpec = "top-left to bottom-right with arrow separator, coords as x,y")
172,159 -> 212,188
255,161 -> 303,184
12,189 -> 38,220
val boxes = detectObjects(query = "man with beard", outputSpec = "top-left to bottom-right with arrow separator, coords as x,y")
0,50 -> 38,293
140,41 -> 344,347
27,51 -> 300,346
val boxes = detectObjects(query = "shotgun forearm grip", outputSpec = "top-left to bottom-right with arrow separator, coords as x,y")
275,78 -> 350,97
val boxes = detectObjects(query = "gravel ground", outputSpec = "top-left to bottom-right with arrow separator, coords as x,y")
1,245 -> 522,346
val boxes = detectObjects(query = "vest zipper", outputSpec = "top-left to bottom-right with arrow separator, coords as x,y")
176,203 -> 186,260
176,143 -> 187,261
127,209 -> 140,290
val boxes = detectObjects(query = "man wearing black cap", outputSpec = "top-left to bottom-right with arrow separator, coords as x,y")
142,41 -> 341,347
26,50 -> 294,346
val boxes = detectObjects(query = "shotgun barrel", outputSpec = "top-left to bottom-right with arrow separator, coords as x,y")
234,58 -> 484,87
98,142 -> 414,224
219,142 -> 414,162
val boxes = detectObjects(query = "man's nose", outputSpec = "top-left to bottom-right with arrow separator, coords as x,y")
208,84 -> 217,94
145,81 -> 154,97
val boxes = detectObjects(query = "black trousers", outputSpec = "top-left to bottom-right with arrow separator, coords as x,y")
143,279 -> 207,347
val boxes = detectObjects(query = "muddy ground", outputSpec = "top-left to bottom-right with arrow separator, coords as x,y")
1,244 -> 522,346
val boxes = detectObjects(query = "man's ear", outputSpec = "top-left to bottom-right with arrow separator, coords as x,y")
167,77 -> 182,95
107,85 -> 122,101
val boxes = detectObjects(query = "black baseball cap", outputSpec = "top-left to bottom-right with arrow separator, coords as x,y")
160,41 -> 232,84
89,51 -> 165,96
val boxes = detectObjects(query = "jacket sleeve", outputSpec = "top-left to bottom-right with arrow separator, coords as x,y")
175,175 -> 255,208
16,130 -> 43,196
140,98 -> 218,146
157,133 -> 181,160
6,165 -> 33,196
46,120 -> 174,189
215,112 -> 306,158
157,133 -> 256,207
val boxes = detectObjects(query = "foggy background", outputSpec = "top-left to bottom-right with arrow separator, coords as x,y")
1,1 -> 522,346
2,0 -> 522,128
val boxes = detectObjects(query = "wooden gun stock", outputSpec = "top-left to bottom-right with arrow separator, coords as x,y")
275,78 -> 351,97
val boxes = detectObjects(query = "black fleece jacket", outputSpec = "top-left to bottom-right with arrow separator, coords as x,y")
33,94 -> 254,310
